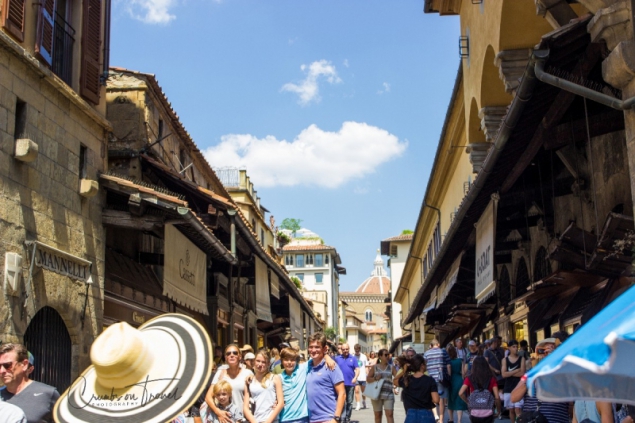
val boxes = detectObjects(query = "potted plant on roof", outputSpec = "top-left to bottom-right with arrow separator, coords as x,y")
277,231 -> 291,248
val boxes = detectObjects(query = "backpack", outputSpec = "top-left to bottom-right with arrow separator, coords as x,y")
468,388 -> 495,415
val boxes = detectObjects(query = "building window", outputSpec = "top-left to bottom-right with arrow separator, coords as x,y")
315,273 -> 323,284
390,245 -> 398,257
296,273 -> 304,282
14,99 -> 27,139
260,228 -> 265,247
285,255 -> 294,266
306,254 -> 314,265
315,254 -> 323,267
325,254 -> 330,265
79,145 -> 88,179
365,310 -> 373,322
296,255 -> 304,268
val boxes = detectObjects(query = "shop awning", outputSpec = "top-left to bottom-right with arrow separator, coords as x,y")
255,256 -> 273,323
437,252 -> 463,306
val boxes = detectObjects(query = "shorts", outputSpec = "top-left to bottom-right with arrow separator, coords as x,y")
503,393 -> 524,409
282,419 -> 309,423
405,409 -> 435,423
436,381 -> 449,399
371,398 -> 395,411
357,381 -> 367,387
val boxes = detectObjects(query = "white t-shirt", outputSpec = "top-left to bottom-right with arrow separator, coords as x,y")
0,401 -> 27,423
211,368 -> 253,421
355,353 -> 368,382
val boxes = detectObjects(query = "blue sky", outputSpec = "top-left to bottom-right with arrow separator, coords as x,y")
111,0 -> 460,291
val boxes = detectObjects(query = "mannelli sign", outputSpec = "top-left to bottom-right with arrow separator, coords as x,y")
164,224 -> 208,315
475,194 -> 499,304
28,241 -> 92,283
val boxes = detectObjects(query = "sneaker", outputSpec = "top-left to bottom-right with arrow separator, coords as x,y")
362,401 -> 366,409
355,403 -> 360,411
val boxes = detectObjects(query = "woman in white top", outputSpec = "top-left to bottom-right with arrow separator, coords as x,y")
206,344 -> 253,423
244,349 -> 284,423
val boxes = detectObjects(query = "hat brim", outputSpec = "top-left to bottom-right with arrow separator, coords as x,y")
536,338 -> 557,348
54,314 -> 212,423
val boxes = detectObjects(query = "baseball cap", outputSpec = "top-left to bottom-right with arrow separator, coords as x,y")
468,340 -> 477,346
27,351 -> 34,366
279,342 -> 290,349
244,352 -> 256,360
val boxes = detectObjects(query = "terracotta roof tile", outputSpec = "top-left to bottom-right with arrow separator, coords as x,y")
382,234 -> 414,242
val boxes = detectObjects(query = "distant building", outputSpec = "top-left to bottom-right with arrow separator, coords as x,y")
339,252 -> 391,353
282,233 -> 346,330
380,233 -> 413,353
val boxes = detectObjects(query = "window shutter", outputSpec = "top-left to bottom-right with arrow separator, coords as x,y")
35,0 -> 56,66
80,0 -> 101,104
1,0 -> 26,42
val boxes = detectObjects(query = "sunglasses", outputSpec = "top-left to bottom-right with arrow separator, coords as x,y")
225,351 -> 240,356
0,361 -> 16,370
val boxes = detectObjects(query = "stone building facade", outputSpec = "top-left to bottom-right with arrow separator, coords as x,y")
0,0 -> 111,393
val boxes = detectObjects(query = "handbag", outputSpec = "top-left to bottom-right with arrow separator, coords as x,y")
517,403 -> 548,423
364,366 -> 386,400
364,378 -> 385,400
441,372 -> 452,388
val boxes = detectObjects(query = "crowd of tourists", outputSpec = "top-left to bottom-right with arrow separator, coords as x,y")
2,330 -> 635,423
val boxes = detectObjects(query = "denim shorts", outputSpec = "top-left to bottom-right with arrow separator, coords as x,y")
405,408 -> 435,423
436,381 -> 449,399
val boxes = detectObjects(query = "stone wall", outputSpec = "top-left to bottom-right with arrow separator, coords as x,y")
0,43 -> 108,377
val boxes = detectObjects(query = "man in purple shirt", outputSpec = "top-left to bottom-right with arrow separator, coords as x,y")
307,333 -> 345,423
334,343 -> 359,423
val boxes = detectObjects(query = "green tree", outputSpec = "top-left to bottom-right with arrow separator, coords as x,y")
324,326 -> 337,341
291,276 -> 303,290
281,218 -> 303,237
401,229 -> 414,235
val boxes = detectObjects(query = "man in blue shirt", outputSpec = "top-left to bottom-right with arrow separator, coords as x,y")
334,343 -> 359,423
307,333 -> 345,423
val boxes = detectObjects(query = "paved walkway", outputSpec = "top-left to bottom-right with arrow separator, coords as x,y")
348,394 -> 513,423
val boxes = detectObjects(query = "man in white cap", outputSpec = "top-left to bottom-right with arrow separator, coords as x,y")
0,401 -> 27,423
0,344 -> 59,423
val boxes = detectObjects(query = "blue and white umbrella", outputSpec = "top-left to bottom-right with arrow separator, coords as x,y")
526,284 -> 635,405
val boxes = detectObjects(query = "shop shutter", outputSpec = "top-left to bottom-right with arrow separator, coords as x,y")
80,0 -> 101,104
34,0 -> 56,66
1,0 -> 26,42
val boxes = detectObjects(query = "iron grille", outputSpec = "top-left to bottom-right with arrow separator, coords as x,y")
533,247 -> 551,282
23,306 -> 72,393
498,265 -> 511,306
515,258 -> 530,296
459,36 -> 469,58
52,12 -> 75,86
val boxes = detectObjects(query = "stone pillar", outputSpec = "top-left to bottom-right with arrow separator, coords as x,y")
588,0 -> 635,217
535,0 -> 578,29
496,49 -> 533,95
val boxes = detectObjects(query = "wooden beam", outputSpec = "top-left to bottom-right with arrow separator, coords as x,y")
543,110 -> 625,150
501,43 -> 604,194
103,209 -> 164,231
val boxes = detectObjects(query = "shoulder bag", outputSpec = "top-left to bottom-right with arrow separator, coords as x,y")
364,365 -> 385,400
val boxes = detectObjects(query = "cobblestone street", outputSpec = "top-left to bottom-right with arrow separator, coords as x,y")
349,395 -> 512,423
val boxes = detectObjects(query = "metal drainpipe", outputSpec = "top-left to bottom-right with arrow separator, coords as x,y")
534,50 -> 635,110
226,209 -> 237,257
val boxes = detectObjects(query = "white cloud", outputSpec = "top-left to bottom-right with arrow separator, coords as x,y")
377,82 -> 391,95
204,122 -> 407,188
123,0 -> 222,24
288,37 -> 299,45
281,60 -> 342,106
343,59 -> 349,68
125,0 -> 177,23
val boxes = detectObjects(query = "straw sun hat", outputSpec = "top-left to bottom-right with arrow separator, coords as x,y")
54,314 -> 212,423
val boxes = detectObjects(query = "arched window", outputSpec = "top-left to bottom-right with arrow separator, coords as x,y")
365,310 -> 373,322
533,247 -> 551,282
516,258 -> 530,297
24,307 -> 72,393
498,265 -> 511,306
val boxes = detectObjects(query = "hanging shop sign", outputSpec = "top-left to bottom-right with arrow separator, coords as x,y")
289,295 -> 304,349
164,224 -> 208,315
255,256 -> 273,322
475,194 -> 499,304
26,241 -> 93,284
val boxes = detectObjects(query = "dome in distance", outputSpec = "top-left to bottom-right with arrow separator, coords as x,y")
355,250 -> 390,295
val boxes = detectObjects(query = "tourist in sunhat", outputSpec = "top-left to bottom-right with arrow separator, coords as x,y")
53,313 -> 213,423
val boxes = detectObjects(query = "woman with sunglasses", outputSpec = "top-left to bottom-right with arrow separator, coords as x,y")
206,345 -> 253,423
367,349 -> 398,423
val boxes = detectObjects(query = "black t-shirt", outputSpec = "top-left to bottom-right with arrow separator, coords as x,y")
398,374 -> 438,411
503,355 -> 522,393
